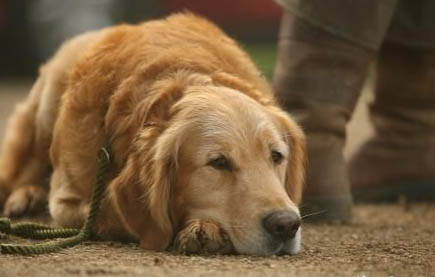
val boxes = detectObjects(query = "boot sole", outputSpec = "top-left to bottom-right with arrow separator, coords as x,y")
353,180 -> 435,202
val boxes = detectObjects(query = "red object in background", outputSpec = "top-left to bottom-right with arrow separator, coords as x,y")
161,0 -> 283,39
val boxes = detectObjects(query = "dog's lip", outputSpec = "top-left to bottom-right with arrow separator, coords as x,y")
222,225 -> 287,255
220,225 -> 237,245
266,233 -> 301,255
269,240 -> 286,255
222,224 -> 300,256
230,234 -> 285,256
219,226 -> 233,244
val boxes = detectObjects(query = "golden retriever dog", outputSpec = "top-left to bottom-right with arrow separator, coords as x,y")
0,13 -> 305,255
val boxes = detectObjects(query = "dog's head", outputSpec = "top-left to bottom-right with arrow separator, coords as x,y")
110,72 -> 305,255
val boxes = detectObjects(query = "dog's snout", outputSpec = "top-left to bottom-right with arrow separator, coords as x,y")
263,210 -> 300,241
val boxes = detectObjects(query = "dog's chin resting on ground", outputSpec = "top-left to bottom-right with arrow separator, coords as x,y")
0,13 -> 305,256
174,220 -> 302,255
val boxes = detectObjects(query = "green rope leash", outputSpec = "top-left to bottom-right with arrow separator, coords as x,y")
0,147 -> 110,255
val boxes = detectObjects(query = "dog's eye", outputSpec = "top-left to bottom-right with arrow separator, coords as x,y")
271,150 -> 283,164
208,156 -> 232,171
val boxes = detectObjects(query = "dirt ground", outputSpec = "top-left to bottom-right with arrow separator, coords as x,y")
0,81 -> 434,277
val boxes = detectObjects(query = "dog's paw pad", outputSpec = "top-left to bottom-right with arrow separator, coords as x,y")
174,219 -> 233,255
3,185 -> 47,217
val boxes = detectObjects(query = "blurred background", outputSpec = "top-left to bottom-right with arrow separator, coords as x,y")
0,0 -> 281,78
0,0 -> 372,156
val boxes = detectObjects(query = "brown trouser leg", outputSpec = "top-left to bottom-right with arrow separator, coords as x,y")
273,12 -> 375,222
349,42 -> 435,201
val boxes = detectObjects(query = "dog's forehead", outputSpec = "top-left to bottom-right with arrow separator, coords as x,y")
186,87 -> 287,154
194,89 -> 267,128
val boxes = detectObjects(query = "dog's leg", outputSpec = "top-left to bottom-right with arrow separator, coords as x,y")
0,76 -> 52,217
0,32 -> 102,217
48,169 -> 90,228
174,219 -> 234,255
49,168 -> 130,240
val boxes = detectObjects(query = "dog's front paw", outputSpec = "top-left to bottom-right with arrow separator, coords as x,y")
3,185 -> 47,217
174,219 -> 233,255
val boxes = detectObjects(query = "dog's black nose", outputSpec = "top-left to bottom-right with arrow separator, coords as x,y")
263,210 -> 301,241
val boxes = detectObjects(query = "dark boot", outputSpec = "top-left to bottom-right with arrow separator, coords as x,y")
349,43 -> 435,201
273,12 -> 375,222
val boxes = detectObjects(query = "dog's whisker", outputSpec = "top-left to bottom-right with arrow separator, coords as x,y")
301,210 -> 328,219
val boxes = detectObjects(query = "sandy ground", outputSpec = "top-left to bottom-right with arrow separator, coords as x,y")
0,81 -> 434,277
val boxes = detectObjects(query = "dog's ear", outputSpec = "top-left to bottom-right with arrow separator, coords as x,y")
110,118 -> 189,250
138,72 -> 213,123
109,151 -> 173,250
269,108 -> 306,206
108,71 -> 209,250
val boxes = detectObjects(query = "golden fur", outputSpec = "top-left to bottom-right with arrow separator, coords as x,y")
0,13 -> 305,255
